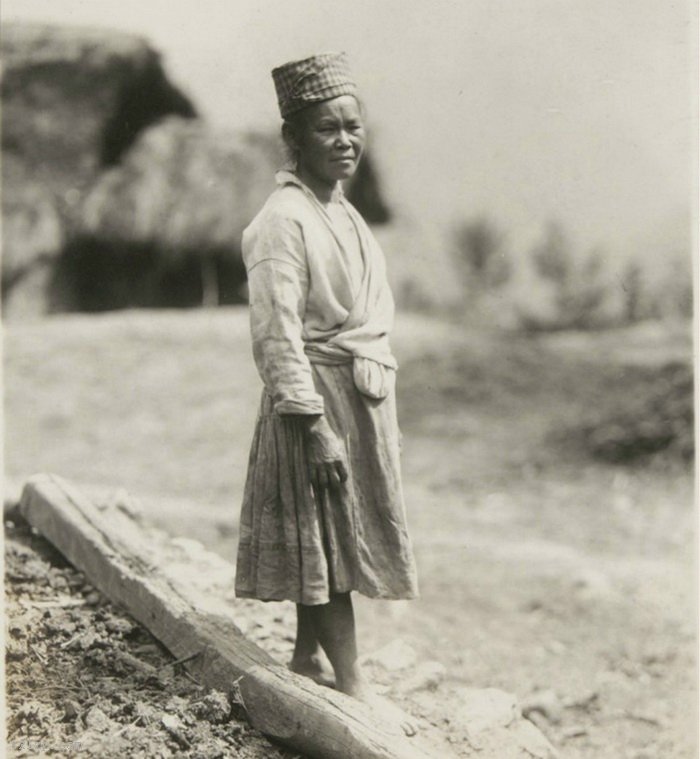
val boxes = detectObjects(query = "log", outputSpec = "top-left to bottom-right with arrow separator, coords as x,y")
19,474 -> 449,759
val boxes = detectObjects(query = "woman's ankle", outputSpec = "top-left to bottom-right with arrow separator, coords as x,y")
335,661 -> 369,696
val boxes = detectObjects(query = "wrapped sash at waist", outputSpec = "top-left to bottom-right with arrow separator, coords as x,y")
304,343 -> 352,366
305,343 -> 395,400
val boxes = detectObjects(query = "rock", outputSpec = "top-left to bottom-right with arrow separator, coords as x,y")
521,688 -> 564,724
6,639 -> 28,660
454,687 -> 519,735
104,616 -> 135,636
84,705 -> 113,732
511,718 -> 559,758
161,713 -> 183,730
134,701 -> 158,725
74,629 -> 100,650
362,638 -> 418,672
192,690 -> 231,724
398,660 -> 446,693
161,712 -> 191,749
449,688 -> 558,758
189,738 -> 229,759
47,569 -> 69,590
170,537 -> 209,558
525,709 -> 552,736
106,488 -> 144,521
164,695 -> 189,714
8,612 -> 32,639
61,699 -> 81,722
563,689 -> 599,711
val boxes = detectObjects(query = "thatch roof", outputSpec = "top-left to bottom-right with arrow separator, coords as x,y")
79,115 -> 390,256
1,22 -> 197,316
78,117 -> 278,257
2,23 -> 196,205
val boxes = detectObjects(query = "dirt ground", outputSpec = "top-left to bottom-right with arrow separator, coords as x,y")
3,309 -> 696,758
4,518 -> 298,758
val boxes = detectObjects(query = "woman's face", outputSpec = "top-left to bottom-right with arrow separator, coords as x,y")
290,95 -> 366,198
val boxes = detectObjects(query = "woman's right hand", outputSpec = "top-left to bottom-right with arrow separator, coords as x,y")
302,416 -> 348,497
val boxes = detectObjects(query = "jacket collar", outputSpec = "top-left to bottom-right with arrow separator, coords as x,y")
275,169 -> 345,204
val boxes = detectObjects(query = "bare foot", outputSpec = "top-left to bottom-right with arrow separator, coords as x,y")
289,655 -> 336,688
340,673 -> 417,737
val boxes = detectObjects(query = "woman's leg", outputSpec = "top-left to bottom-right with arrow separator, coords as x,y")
307,592 -> 364,696
309,592 -> 417,736
289,603 -> 335,687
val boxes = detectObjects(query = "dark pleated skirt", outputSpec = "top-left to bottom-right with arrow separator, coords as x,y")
234,363 -> 419,605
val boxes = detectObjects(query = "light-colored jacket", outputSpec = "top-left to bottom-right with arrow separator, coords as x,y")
243,170 -> 397,415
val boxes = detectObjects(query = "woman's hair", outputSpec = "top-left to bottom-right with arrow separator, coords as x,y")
281,110 -> 307,167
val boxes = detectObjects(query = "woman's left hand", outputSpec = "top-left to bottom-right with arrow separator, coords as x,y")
302,416 -> 349,497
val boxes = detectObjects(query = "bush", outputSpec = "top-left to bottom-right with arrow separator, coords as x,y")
571,362 -> 693,463
525,222 -> 613,330
453,217 -> 511,293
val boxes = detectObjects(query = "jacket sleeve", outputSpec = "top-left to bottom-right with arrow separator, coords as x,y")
244,214 -> 324,416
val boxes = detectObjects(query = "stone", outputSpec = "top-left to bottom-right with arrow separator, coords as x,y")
454,687 -> 519,735
447,688 -> 558,758
84,705 -> 113,732
521,688 -> 564,724
511,718 -> 559,758
192,690 -> 231,724
399,660 -> 446,693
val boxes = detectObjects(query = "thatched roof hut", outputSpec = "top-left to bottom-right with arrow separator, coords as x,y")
66,117 -> 277,308
80,117 -> 277,255
1,22 -> 196,317
2,23 -> 195,202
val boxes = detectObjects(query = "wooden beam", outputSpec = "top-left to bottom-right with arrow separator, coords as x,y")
19,474 -> 449,759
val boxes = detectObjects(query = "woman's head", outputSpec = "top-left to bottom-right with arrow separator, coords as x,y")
281,94 -> 366,193
272,53 -> 365,197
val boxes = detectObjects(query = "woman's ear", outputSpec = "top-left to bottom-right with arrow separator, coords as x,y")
282,121 -> 300,153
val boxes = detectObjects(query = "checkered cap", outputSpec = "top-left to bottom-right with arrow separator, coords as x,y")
272,52 -> 358,118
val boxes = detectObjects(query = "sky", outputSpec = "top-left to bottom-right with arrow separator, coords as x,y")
3,0 -> 696,260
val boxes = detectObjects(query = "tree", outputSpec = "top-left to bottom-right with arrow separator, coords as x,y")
453,217 -> 511,293
528,222 -> 612,329
621,259 -> 645,322
531,221 -> 570,284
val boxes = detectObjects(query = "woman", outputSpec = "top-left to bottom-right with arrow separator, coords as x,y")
235,52 -> 418,731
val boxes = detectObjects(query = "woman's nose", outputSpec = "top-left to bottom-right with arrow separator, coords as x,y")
335,130 -> 352,147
